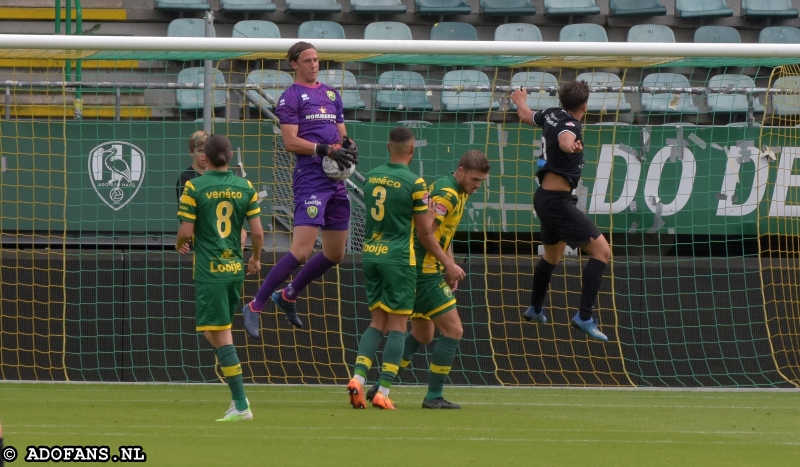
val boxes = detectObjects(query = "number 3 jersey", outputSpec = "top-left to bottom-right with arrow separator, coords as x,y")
177,170 -> 260,282
362,162 -> 428,266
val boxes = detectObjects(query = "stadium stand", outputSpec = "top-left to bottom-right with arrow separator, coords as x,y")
608,0 -> 667,17
376,71 -> 434,111
509,72 -> 560,110
297,20 -> 346,39
430,21 -> 478,41
364,21 -> 413,40
675,0 -> 734,18
285,0 -> 342,15
245,70 -> 293,109
741,0 -> 799,18
176,67 -> 227,110
707,74 -> 765,114
627,24 -> 676,43
576,71 -> 631,113
220,0 -> 277,13
543,0 -> 601,17
317,69 -> 367,110
479,0 -> 537,17
759,26 -> 800,43
167,18 -> 214,37
155,0 -> 211,12
415,0 -> 472,16
494,23 -> 542,42
350,0 -> 407,15
693,25 -> 742,43
559,23 -> 608,42
232,20 -> 280,38
640,73 -> 700,114
769,76 -> 800,116
441,70 -> 499,112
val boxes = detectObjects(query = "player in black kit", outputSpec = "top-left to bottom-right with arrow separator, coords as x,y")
510,80 -> 611,341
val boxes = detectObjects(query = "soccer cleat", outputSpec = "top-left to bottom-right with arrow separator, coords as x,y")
570,313 -> 609,342
365,383 -> 379,402
371,392 -> 396,410
522,306 -> 548,324
216,399 -> 253,422
422,397 -> 461,409
241,302 -> 261,339
347,378 -> 367,409
272,290 -> 303,329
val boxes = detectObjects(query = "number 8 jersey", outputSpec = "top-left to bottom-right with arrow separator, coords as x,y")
178,170 -> 260,282
363,162 -> 428,266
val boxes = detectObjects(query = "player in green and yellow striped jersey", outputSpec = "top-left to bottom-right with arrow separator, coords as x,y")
177,134 -> 264,422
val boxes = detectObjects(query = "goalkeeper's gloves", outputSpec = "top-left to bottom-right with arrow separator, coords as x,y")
315,136 -> 359,171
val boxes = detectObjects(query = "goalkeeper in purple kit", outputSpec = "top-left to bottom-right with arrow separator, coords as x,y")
242,41 -> 358,335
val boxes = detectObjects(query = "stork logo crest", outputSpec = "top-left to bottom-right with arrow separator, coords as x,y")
88,141 -> 146,211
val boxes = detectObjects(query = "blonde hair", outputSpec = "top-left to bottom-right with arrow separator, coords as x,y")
188,130 -> 209,155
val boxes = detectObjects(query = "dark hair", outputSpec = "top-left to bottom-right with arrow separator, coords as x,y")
203,134 -> 232,168
287,41 -> 316,63
458,150 -> 490,174
388,126 -> 415,145
559,80 -> 590,112
188,130 -> 208,155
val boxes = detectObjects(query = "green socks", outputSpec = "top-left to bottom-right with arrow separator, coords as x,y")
378,330 -> 406,390
426,336 -> 460,401
354,326 -> 384,380
216,344 -> 247,411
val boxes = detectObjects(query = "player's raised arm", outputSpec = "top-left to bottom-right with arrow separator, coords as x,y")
511,87 -> 535,126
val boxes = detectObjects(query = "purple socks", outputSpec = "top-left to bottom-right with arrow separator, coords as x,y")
250,252 -> 338,310
284,253 -> 337,300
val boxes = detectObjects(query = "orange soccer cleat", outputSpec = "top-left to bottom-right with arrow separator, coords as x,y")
347,378 -> 366,409
371,391 -> 396,410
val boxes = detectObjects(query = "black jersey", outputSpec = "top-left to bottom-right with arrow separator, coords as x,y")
532,107 -> 584,190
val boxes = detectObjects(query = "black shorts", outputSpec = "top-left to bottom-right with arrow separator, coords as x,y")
533,187 -> 601,249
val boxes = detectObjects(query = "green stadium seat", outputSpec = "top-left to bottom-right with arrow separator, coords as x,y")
350,0 -> 406,14
543,0 -> 600,17
155,0 -> 210,11
576,72 -> 631,113
220,0 -> 277,13
364,21 -> 413,40
167,18 -> 215,37
559,23 -> 608,42
376,71 -> 434,111
317,70 -> 366,109
494,23 -> 542,42
693,25 -> 741,43
441,70 -> 500,112
232,20 -> 280,38
297,21 -> 346,39
707,74 -> 764,114
609,0 -> 666,17
430,22 -> 478,41
627,24 -> 675,43
176,67 -> 226,110
246,70 -> 293,109
509,72 -> 559,111
480,0 -> 537,17
770,76 -> 800,116
640,73 -> 699,114
285,0 -> 342,14
759,26 -> 800,44
675,0 -> 733,19
415,0 -> 472,16
741,0 -> 799,18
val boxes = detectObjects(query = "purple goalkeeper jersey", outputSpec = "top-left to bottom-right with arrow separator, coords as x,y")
275,82 -> 346,198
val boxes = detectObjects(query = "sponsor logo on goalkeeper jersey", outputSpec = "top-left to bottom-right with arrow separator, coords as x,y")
363,242 -> 390,255
304,106 -> 336,121
88,141 -> 146,212
210,260 -> 243,274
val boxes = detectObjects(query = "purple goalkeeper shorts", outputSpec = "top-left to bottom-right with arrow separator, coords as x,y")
294,187 -> 351,230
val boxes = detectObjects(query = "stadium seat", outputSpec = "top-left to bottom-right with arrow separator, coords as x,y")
167,18 -> 214,37
480,0 -> 537,17
176,67 -> 226,110
376,71 -> 434,111
759,26 -> 800,44
285,0 -> 342,14
220,0 -> 277,13
640,73 -> 699,114
675,0 -> 733,18
297,21 -> 346,39
693,25 -> 741,43
232,20 -> 280,38
707,74 -> 764,114
246,70 -> 293,109
741,0 -> 799,18
415,0 -> 472,16
350,0 -> 406,14
494,23 -> 542,42
543,0 -> 601,17
441,70 -> 500,112
364,21 -> 413,40
627,24 -> 675,43
559,23 -> 608,42
155,0 -> 210,11
509,72 -> 559,111
609,0 -> 666,17
576,72 -> 631,113
317,70 -> 366,109
769,76 -> 800,116
430,22 -> 478,41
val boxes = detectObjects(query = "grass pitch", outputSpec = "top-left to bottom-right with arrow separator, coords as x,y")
0,383 -> 798,466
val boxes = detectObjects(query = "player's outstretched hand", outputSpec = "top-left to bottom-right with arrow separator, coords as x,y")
510,87 -> 528,108
247,256 -> 261,276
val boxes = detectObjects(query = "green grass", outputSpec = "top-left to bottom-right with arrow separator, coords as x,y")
1,383 -> 798,466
